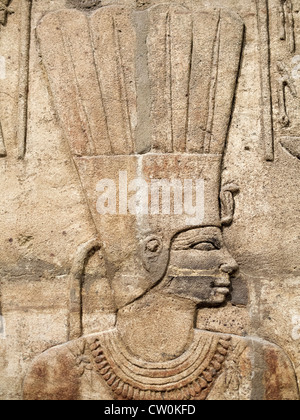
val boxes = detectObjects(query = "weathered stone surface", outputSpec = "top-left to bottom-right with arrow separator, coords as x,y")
0,0 -> 299,400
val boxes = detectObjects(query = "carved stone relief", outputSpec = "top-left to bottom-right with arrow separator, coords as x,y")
0,0 -> 14,157
0,0 -> 31,159
17,0 -> 32,159
0,1 -> 13,27
0,0 -> 299,401
279,0 -> 295,53
66,0 -> 102,9
269,0 -> 300,159
256,0 -> 275,161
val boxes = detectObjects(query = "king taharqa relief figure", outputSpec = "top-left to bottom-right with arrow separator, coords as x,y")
23,3 -> 299,400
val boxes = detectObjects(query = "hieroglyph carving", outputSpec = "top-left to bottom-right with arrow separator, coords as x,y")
256,0 -> 274,161
22,3 -> 299,400
0,0 -> 14,157
0,1 -> 32,159
277,61 -> 297,127
17,0 -> 32,159
279,0 -> 295,53
0,0 -> 13,27
275,1 -> 300,160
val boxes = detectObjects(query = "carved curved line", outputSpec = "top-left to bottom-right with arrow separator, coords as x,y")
92,332 -> 230,397
280,136 -> 300,159
98,330 -> 220,389
107,329 -> 206,371
220,183 -> 239,226
70,238 -> 101,278
68,239 -> 101,341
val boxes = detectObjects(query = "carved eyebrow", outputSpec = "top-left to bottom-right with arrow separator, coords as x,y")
172,232 -> 222,250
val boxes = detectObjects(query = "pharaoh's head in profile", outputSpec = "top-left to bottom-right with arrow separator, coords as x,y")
23,3 -> 299,400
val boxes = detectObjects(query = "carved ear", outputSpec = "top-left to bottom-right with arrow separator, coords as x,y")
220,183 -> 240,226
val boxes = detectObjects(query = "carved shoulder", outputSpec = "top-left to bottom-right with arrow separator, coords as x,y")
207,333 -> 299,401
23,335 -> 114,401
23,340 -> 83,400
232,335 -> 299,401
247,336 -> 299,401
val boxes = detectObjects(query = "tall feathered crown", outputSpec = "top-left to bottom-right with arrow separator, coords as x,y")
37,4 -> 244,307
37,3 -> 244,157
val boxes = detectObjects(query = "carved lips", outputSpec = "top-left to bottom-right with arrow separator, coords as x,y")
165,274 -> 231,305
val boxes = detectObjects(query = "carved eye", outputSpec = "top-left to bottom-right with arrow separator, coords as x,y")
192,242 -> 218,251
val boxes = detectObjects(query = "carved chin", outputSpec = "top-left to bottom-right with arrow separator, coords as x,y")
210,288 -> 230,305
164,276 -> 230,306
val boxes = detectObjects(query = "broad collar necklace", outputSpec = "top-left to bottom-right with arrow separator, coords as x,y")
88,329 -> 231,400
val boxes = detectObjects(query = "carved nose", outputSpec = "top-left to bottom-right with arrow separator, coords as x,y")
220,260 -> 239,275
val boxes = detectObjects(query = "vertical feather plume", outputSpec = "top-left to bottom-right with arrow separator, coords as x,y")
37,5 -> 244,158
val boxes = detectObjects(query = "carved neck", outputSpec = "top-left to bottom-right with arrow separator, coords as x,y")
116,291 -> 197,363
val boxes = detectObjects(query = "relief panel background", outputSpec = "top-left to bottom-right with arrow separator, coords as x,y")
0,0 -> 299,399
